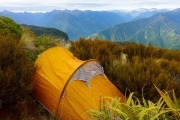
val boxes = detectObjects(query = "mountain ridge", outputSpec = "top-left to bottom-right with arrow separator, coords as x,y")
89,9 -> 180,49
0,9 -> 168,40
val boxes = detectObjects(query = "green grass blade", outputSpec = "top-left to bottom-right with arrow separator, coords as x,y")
172,90 -> 180,109
150,109 -> 173,120
126,93 -> 134,106
138,106 -> 158,119
155,85 -> 176,109
111,107 -> 128,119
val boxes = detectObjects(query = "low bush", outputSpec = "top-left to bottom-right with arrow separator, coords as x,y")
0,35 -> 34,118
108,57 -> 180,101
70,38 -> 180,101
70,38 -> 123,71
35,35 -> 65,55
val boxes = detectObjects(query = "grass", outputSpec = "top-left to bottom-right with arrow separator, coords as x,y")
90,87 -> 180,120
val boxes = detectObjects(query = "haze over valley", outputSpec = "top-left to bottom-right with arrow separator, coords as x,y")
0,8 -> 180,49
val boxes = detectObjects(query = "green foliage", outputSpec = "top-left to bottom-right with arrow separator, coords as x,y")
20,27 -> 67,62
35,35 -> 65,55
90,90 -> 179,120
70,38 -> 180,102
20,27 -> 38,62
0,16 -> 22,39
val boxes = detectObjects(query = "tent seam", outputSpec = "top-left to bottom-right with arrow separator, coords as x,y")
55,59 -> 100,118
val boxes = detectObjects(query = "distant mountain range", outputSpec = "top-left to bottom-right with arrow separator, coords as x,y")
0,9 -> 167,40
89,9 -> 180,49
0,10 -> 126,40
1,8 -> 178,49
129,8 -> 168,20
21,24 -> 69,40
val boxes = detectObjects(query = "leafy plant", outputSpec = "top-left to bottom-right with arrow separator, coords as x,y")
156,86 -> 180,119
90,86 -> 180,120
90,93 -> 173,120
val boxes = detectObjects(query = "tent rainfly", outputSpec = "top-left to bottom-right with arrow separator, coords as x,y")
33,47 -> 125,119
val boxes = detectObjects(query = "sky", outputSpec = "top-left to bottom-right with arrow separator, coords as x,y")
0,0 -> 180,12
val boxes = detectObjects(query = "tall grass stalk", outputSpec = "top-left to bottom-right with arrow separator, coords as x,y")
155,86 -> 180,119
90,90 -> 179,120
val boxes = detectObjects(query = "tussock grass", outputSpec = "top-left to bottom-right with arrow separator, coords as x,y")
90,87 -> 180,120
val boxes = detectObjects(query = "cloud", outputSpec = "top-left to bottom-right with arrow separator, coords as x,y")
0,0 -> 179,12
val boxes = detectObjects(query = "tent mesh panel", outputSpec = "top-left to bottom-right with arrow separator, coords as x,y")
69,61 -> 105,88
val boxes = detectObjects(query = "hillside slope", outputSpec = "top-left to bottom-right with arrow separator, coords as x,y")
89,9 -> 180,49
21,24 -> 69,40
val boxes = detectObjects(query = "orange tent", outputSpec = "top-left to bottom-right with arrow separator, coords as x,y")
33,47 -> 124,119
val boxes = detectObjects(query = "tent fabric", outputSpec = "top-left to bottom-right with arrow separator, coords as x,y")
33,47 -> 125,120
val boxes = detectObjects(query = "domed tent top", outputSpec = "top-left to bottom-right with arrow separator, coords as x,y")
33,47 -> 112,117
35,47 -> 105,92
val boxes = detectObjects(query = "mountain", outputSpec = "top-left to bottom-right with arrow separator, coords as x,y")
110,8 -> 169,21
0,10 -> 129,40
129,8 -> 169,20
89,9 -> 180,49
21,24 -> 69,40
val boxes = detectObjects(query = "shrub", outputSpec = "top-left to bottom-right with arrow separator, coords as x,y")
123,44 -> 180,62
0,35 -> 34,117
70,38 -> 123,71
163,50 -> 180,61
70,38 -> 180,101
35,35 -> 64,55
0,16 -> 22,39
123,43 -> 166,60
108,57 -> 180,101
20,27 -> 38,62
21,28 -> 66,62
